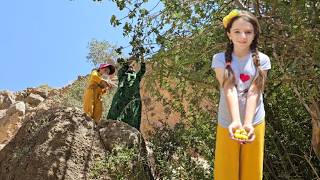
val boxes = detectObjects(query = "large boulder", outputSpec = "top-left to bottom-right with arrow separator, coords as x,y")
0,107 -> 153,180
26,87 -> 50,98
26,93 -> 45,107
0,115 -> 24,146
0,110 -> 6,119
0,101 -> 26,150
98,120 -> 154,179
6,101 -> 26,116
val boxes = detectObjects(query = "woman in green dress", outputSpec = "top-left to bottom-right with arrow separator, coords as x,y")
107,57 -> 146,130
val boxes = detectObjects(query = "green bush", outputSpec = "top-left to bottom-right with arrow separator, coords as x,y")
89,143 -> 148,180
148,107 -> 215,179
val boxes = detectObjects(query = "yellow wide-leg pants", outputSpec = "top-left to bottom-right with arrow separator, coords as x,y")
214,120 -> 265,180
83,88 -> 103,123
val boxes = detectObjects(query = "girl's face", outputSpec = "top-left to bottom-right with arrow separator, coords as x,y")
100,67 -> 110,75
227,18 -> 255,51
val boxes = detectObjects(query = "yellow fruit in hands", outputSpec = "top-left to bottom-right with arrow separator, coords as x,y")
234,133 -> 245,139
234,128 -> 248,140
241,134 -> 248,140
235,134 -> 242,139
234,133 -> 240,139
240,128 -> 247,134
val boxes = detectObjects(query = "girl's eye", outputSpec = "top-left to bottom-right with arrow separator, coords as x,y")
234,31 -> 240,33
245,31 -> 253,34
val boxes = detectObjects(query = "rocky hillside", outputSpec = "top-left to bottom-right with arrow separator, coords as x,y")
0,67 -> 211,179
0,73 -> 181,150
0,81 -> 156,179
0,106 -> 153,179
0,87 -> 60,150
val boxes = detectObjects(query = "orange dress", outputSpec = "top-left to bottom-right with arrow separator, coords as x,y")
83,70 -> 107,122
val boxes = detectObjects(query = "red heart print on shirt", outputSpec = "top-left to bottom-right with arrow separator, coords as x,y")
240,74 -> 250,82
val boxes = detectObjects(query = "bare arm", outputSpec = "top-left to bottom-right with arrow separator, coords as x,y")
214,68 -> 241,125
100,78 -> 117,89
243,84 -> 259,126
243,70 -> 268,126
242,70 -> 268,142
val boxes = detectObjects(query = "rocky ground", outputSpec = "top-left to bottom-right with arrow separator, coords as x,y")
0,84 -> 154,179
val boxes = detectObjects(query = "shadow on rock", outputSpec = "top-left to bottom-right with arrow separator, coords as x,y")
0,107 -> 154,180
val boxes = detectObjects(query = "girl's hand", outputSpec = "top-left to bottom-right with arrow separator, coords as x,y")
106,83 -> 112,89
228,121 -> 242,140
242,123 -> 255,143
100,80 -> 109,88
101,88 -> 107,94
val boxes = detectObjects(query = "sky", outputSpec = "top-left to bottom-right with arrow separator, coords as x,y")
0,1 -> 131,92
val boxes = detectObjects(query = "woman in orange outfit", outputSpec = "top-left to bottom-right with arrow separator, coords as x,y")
83,63 -> 115,123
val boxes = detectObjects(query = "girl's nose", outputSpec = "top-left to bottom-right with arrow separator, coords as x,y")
240,32 -> 247,38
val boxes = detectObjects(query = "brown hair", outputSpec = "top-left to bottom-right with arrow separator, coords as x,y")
223,10 -> 266,92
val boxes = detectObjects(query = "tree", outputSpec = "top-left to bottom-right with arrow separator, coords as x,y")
86,39 -> 120,66
93,0 -> 320,179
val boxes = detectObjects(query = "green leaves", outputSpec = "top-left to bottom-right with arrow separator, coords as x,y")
115,0 -> 125,10
110,14 -> 121,27
123,22 -> 132,36
99,0 -> 320,178
139,8 -> 149,17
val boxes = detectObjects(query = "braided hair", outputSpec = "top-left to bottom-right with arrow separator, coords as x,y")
223,40 -> 235,87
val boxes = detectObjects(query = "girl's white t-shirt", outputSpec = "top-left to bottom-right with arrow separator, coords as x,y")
212,52 -> 271,128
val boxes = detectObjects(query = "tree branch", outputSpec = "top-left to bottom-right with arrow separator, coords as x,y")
292,85 -> 312,114
234,0 -> 247,10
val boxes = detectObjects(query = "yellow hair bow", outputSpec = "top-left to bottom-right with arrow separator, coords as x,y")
223,9 -> 239,28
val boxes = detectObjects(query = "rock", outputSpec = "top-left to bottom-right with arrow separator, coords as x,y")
0,144 -> 5,150
0,110 -> 6,120
48,89 -> 59,97
99,120 -> 142,151
0,115 -> 23,146
0,107 -> 154,180
98,120 -> 154,179
0,91 -> 15,110
7,102 -> 26,116
0,102 -> 26,150
15,91 -> 28,102
26,87 -> 50,98
26,93 -> 44,107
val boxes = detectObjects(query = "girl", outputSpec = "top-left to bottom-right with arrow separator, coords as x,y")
212,10 -> 271,180
83,63 -> 115,123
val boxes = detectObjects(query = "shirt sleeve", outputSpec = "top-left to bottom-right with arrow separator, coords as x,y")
260,53 -> 271,71
211,53 -> 225,69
